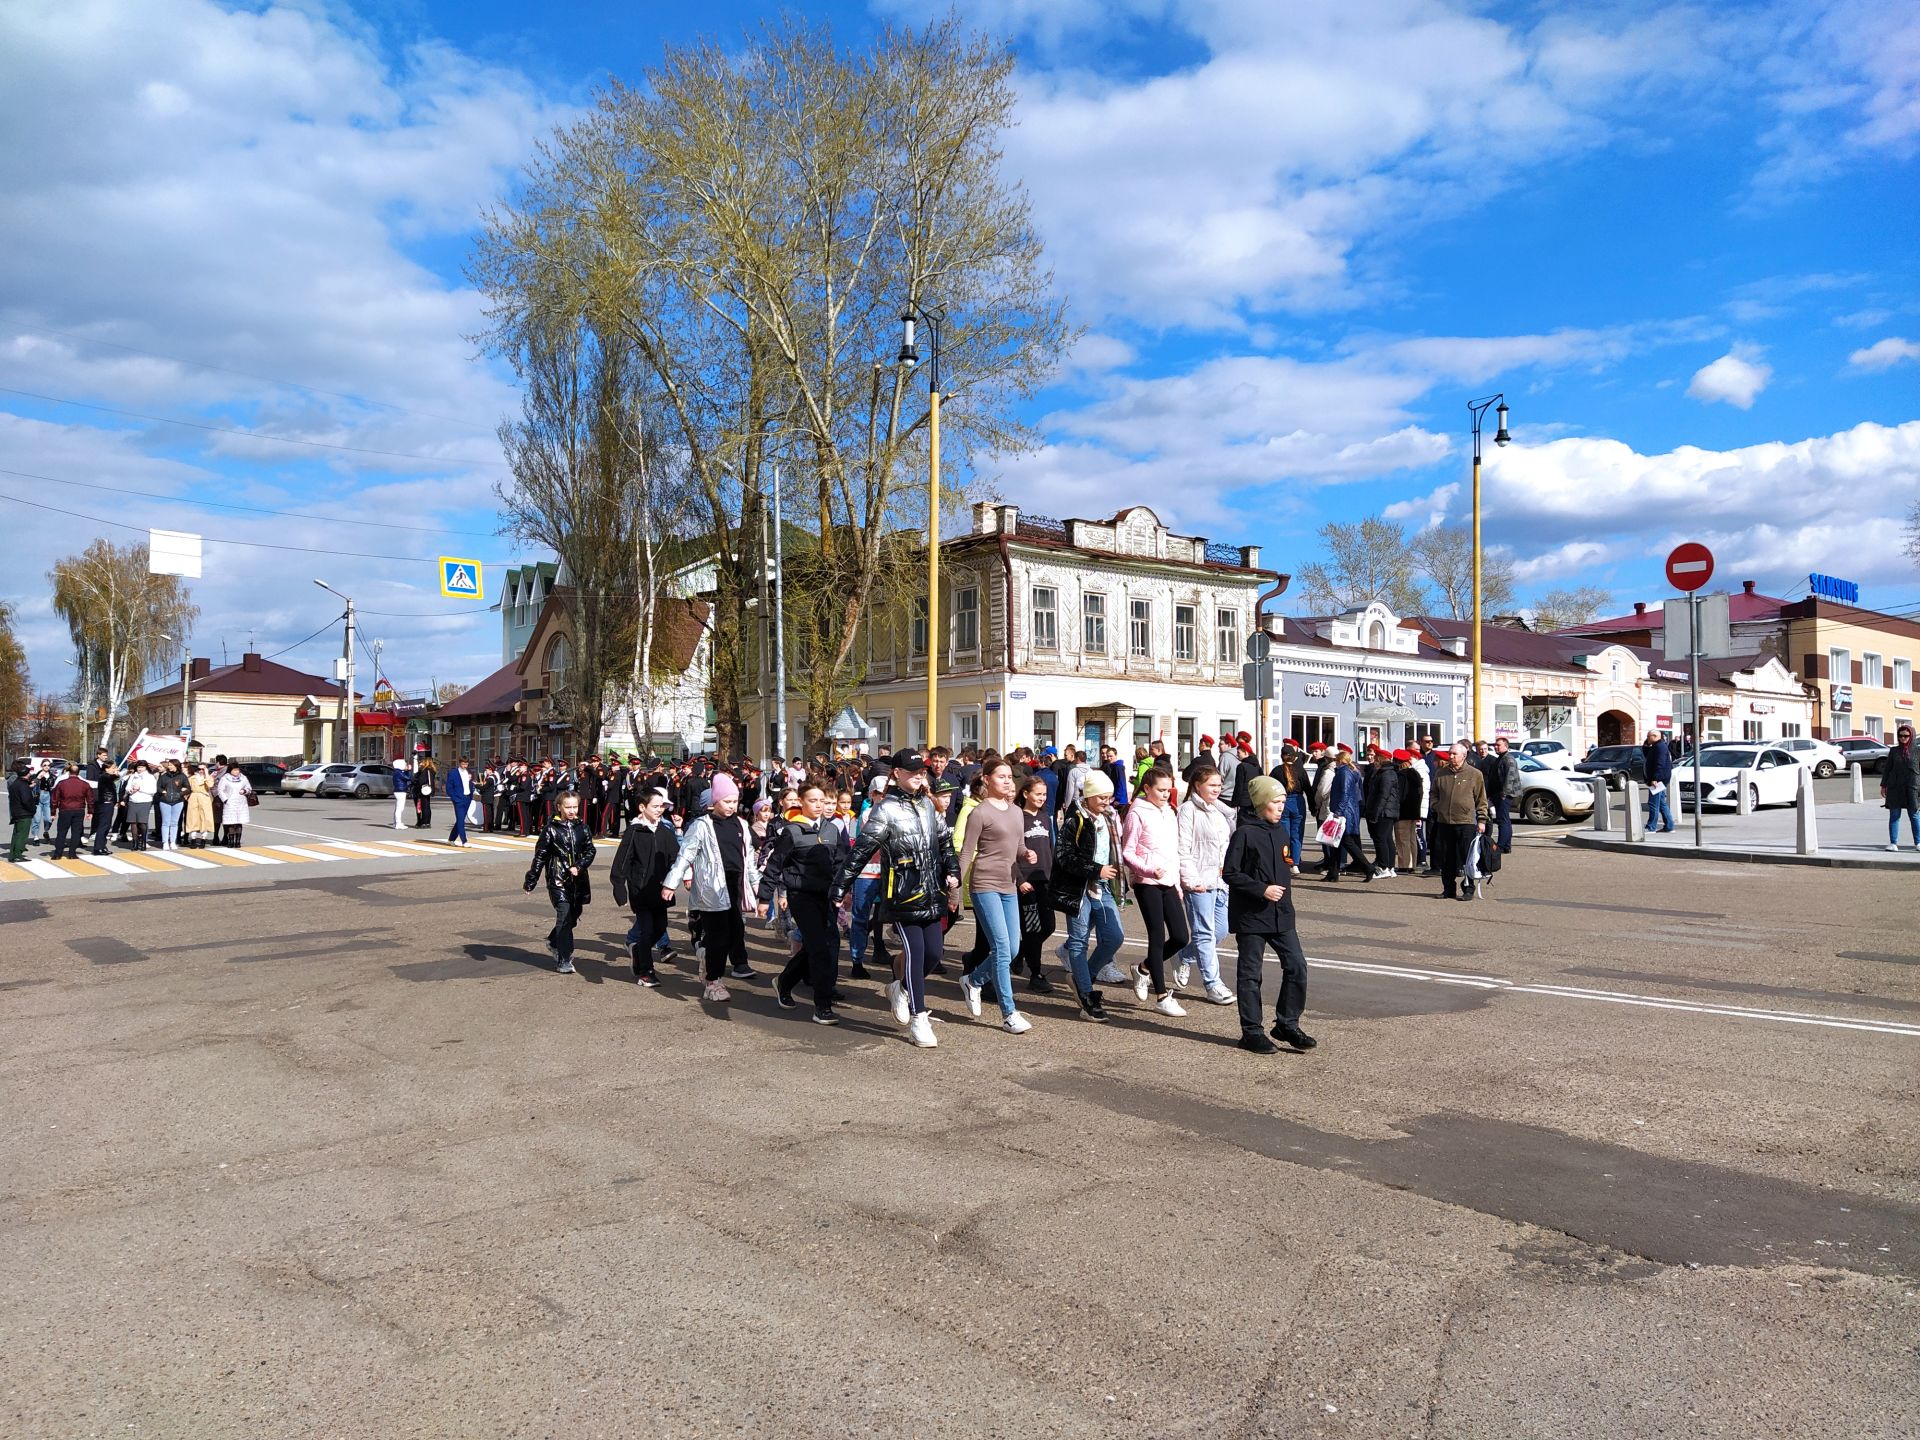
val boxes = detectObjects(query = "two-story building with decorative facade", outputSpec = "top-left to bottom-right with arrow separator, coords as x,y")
743,504 -> 1282,764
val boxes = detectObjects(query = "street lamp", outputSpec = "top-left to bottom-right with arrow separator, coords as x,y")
900,304 -> 945,750
314,579 -> 356,764
1466,394 -> 1511,740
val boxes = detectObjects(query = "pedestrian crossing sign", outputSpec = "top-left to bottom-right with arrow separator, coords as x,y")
439,557 -> 483,599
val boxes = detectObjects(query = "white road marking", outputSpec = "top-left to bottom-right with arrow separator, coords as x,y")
1094,933 -> 1919,1040
306,839 -> 418,857
80,855 -> 146,875
138,850 -> 219,870
214,848 -> 282,864
258,845 -> 344,863
17,859 -> 73,879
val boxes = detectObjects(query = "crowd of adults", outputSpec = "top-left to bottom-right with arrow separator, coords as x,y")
7,750 -> 256,861
504,730 -> 1513,1055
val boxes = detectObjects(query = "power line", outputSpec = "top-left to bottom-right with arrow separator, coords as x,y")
0,464 -> 502,538
0,386 -> 509,467
0,484 -> 514,565
14,326 -> 498,433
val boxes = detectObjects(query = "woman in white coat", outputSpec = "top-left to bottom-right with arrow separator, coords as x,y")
212,760 -> 255,847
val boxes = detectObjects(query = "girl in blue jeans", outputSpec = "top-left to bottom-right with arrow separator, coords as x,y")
1048,771 -> 1127,1022
958,759 -> 1034,1034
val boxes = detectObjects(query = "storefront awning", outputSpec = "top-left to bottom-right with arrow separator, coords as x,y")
353,710 -> 404,727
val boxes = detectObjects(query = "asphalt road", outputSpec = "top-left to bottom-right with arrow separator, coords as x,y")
3,827 -> 1917,1438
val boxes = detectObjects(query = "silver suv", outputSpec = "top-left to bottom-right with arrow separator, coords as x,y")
315,763 -> 396,799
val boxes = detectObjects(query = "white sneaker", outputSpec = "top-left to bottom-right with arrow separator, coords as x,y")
908,1012 -> 938,1048
702,979 -> 730,1003
1002,1011 -> 1032,1034
961,976 -> 983,1017
887,980 -> 911,1025
1379,868 -> 1396,879
1888,843 -> 1901,852
1173,961 -> 1191,990
1289,865 -> 1301,876
1130,965 -> 1151,1001
1154,993 -> 1187,1017
1204,980 -> 1235,1005
1096,962 -> 1127,986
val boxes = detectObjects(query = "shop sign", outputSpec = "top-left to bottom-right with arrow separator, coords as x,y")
1302,681 -> 1332,699
1750,702 -> 1774,715
1808,572 -> 1859,604
1341,679 -> 1442,707
1832,684 -> 1853,713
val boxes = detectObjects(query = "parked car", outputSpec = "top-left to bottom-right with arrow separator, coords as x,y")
1833,736 -> 1889,773
1575,745 -> 1646,790
1768,736 -> 1847,778
1514,753 -> 1596,823
1518,740 -> 1576,771
239,761 -> 288,793
1674,745 -> 1804,811
280,763 -> 331,797
315,763 -> 396,799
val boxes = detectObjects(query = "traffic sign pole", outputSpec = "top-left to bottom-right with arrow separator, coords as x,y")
1690,591 -> 1702,850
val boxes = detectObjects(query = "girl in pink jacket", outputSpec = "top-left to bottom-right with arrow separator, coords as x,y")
1119,768 -> 1189,1016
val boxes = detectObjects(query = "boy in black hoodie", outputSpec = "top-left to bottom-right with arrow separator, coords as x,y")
1221,775 -> 1316,1055
609,786 -> 679,986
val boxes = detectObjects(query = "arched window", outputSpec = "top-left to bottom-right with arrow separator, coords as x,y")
543,634 -> 572,692
1367,620 -> 1387,650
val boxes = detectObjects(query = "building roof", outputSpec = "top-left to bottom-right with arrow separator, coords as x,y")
436,659 -> 521,719
1270,615 -> 1460,662
1412,618 -> 1591,674
1555,584 -> 1794,638
139,654 -> 347,702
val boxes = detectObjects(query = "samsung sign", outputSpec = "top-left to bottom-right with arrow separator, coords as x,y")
1809,572 -> 1860,604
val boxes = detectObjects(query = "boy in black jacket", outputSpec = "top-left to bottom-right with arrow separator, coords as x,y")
1221,775 -> 1316,1055
608,787 -> 678,986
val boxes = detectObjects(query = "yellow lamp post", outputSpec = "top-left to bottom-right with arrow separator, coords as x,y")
899,306 -> 945,750
1465,394 -> 1510,740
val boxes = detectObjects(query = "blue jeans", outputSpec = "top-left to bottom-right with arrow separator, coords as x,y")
1493,795 -> 1514,852
966,890 -> 1021,1017
1064,884 -> 1125,999
158,800 -> 184,847
31,794 -> 50,841
1282,793 -> 1306,867
1647,788 -> 1674,832
1891,810 -> 1920,845
849,876 -> 885,965
1178,885 -> 1228,986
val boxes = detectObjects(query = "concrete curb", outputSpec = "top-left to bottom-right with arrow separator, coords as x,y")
1562,830 -> 1915,871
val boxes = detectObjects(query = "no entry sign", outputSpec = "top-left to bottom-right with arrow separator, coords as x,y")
1666,542 -> 1714,593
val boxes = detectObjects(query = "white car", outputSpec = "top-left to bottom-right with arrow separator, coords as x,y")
280,763 -> 334,797
1515,753 -> 1596,823
1768,736 -> 1847,778
1673,745 -> 1804,811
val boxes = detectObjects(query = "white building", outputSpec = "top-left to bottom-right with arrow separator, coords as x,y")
743,503 -> 1281,764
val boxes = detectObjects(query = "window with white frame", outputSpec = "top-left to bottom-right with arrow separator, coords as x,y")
954,707 -> 981,752
1356,723 -> 1386,751
1290,714 -> 1337,747
911,597 -> 928,656
1864,714 -> 1884,740
1829,646 -> 1851,682
1129,599 -> 1152,658
1896,658 -> 1913,691
1742,719 -> 1763,741
1082,593 -> 1107,655
1219,718 -> 1237,745
1031,586 -> 1058,650
1779,722 -> 1802,738
1033,710 -> 1057,751
1176,716 -> 1195,764
953,584 -> 979,654
906,710 -> 926,749
1174,604 -> 1196,662
872,713 -> 893,751
1863,652 -> 1884,687
1217,609 -> 1239,663
1132,715 -> 1153,753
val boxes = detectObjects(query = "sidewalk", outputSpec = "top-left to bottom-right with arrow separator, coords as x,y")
1566,799 -> 1920,870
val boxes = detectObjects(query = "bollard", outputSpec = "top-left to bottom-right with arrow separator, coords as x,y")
1851,762 -> 1865,805
1796,763 -> 1820,855
1592,777 -> 1613,832
1737,768 -> 1754,816
1624,778 -> 1645,841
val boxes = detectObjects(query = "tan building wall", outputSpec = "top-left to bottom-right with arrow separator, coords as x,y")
1786,610 -> 1920,740
129,690 -> 314,760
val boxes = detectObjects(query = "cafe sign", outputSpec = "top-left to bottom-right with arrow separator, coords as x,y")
1342,679 -> 1441,708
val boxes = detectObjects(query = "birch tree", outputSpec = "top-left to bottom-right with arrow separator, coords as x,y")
48,540 -> 197,754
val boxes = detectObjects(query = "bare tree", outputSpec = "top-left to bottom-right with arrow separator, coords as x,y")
472,16 -> 1070,744
49,540 -> 198,753
434,682 -> 469,706
1530,585 -> 1613,632
1409,524 -> 1516,620
1906,497 -> 1920,571
1296,518 -> 1429,616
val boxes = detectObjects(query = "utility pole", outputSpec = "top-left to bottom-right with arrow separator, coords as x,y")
316,580 -> 357,764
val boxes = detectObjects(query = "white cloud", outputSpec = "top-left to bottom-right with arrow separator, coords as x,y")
1848,337 -> 1920,371
1686,347 -> 1773,408
1508,540 -> 1615,584
1382,481 -> 1458,529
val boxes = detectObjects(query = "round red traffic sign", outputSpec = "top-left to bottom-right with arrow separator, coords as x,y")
1666,542 -> 1714,593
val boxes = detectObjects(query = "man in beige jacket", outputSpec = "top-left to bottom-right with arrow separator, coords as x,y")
1428,742 -> 1490,902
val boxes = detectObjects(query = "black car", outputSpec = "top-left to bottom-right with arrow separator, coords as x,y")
1574,744 -> 1647,790
239,761 -> 288,793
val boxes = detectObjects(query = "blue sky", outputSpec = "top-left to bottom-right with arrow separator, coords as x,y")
2,0 -> 1917,701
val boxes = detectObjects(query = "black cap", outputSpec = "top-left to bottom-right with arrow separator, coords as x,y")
890,747 -> 927,773
930,774 -> 959,795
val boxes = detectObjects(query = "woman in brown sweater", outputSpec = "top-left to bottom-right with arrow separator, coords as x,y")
957,757 -> 1035,1033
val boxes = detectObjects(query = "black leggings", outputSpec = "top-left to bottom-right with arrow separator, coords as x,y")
626,905 -> 668,976
780,892 -> 840,1013
1368,818 -> 1397,871
1133,882 -> 1188,996
699,905 -> 747,980
1016,891 -> 1055,976
548,895 -> 583,959
890,917 -> 943,1015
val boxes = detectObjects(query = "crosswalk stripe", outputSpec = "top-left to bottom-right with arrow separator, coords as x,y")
187,848 -> 256,867
0,861 -> 27,881
86,854 -> 157,875
258,845 -> 344,863
17,858 -> 73,879
214,848 -> 284,865
309,839 -> 413,857
48,857 -> 109,877
139,849 -> 220,869
369,839 -> 445,854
